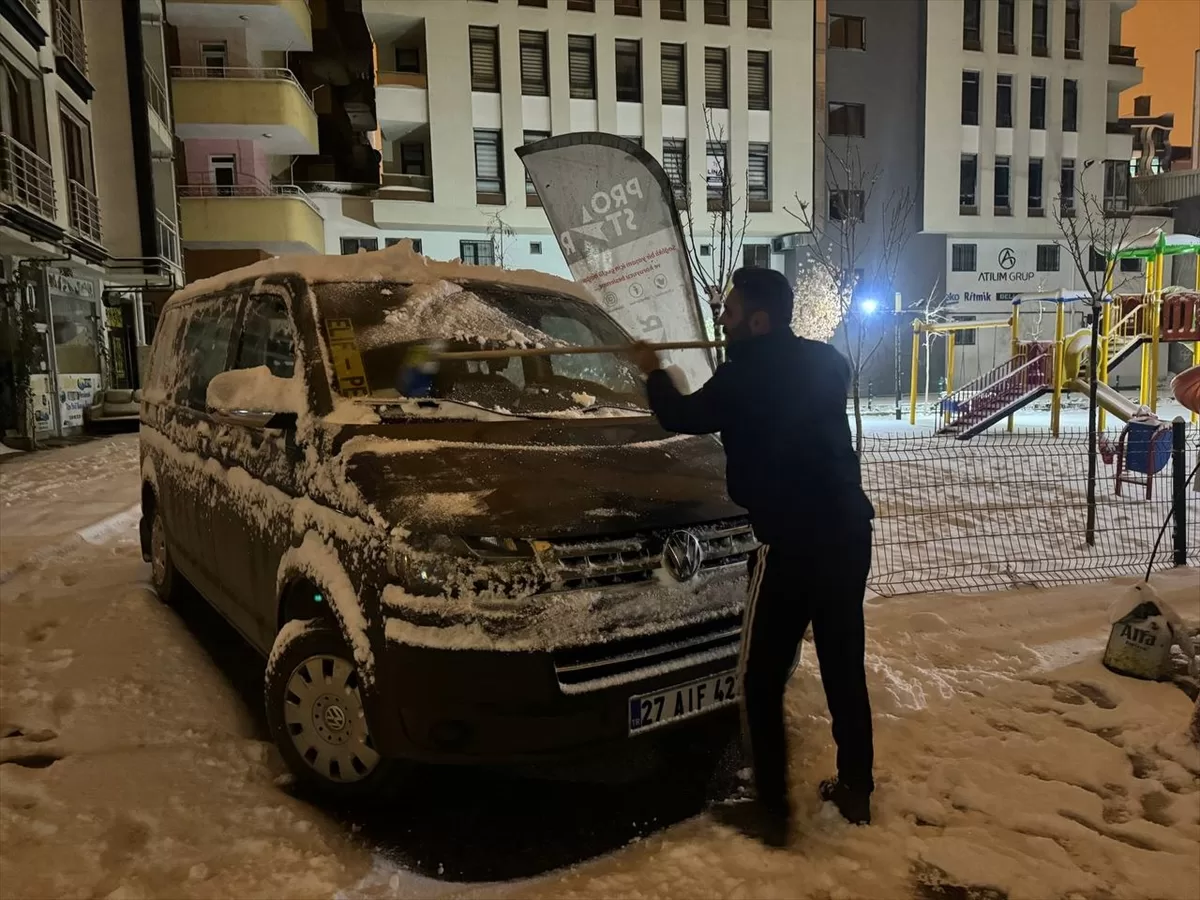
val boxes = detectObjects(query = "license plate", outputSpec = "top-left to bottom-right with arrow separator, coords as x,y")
628,671 -> 739,734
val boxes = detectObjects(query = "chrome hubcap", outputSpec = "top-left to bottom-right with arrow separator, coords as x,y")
151,515 -> 167,587
284,654 -> 379,783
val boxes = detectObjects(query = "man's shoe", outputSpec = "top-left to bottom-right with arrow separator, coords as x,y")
712,800 -> 791,848
818,778 -> 871,825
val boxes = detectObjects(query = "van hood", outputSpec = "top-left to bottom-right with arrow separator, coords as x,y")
342,431 -> 742,539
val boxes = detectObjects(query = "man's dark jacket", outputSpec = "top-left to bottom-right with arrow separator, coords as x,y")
646,330 -> 874,546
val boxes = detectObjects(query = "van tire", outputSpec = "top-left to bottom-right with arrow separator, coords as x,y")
149,507 -> 177,605
265,619 -> 394,801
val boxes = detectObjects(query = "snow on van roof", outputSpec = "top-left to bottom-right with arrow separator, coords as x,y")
167,239 -> 593,306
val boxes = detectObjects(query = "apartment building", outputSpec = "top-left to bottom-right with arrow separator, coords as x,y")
166,0 -> 324,281
1,0 -> 180,439
329,0 -> 813,278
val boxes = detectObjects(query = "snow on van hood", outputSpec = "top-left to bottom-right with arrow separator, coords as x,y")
168,240 -> 595,306
340,431 -> 743,540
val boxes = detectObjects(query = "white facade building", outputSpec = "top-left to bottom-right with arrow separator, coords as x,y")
336,0 -> 813,279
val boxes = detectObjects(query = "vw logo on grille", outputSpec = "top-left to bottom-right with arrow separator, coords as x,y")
662,530 -> 704,582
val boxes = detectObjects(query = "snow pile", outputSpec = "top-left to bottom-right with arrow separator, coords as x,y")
206,366 -> 304,414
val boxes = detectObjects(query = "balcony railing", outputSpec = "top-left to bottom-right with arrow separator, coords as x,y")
67,178 -> 101,244
1109,44 -> 1137,66
1133,169 -> 1200,207
169,66 -> 314,109
0,133 -> 56,221
156,210 -> 180,265
144,64 -> 169,124
378,71 -> 427,89
179,181 -> 320,214
17,0 -> 38,15
380,171 -> 433,201
51,0 -> 87,75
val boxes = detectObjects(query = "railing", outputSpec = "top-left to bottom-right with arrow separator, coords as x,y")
67,178 -> 101,244
178,181 -> 320,214
377,71 -> 427,89
0,133 -> 56,221
1161,290 -> 1200,342
155,210 -> 180,265
144,64 -> 169,124
1108,44 -> 1137,66
1133,168 -> 1200,207
1110,299 -> 1147,339
939,344 -> 1053,433
380,172 -> 433,200
51,0 -> 87,75
169,66 -> 314,109
17,0 -> 38,16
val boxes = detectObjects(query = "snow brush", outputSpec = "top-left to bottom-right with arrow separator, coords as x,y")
398,339 -> 723,397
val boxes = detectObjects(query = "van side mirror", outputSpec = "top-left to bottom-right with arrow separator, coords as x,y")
207,367 -> 303,419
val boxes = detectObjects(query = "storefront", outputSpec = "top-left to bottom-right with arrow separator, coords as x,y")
45,265 -> 104,435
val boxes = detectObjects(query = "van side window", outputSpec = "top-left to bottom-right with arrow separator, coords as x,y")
145,308 -> 184,396
177,299 -> 238,410
236,296 -> 295,378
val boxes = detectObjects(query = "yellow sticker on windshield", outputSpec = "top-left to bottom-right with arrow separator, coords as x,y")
325,318 -> 370,397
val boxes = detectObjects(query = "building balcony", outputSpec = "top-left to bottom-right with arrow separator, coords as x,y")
0,133 -> 57,227
178,182 -> 324,254
67,179 -> 102,245
144,63 -> 173,151
1133,169 -> 1200,208
379,171 -> 432,202
377,71 -> 429,132
1108,44 -> 1137,65
171,66 -> 318,155
0,0 -> 48,48
1107,45 -> 1141,88
164,0 -> 311,52
51,0 -> 92,99
156,209 -> 180,266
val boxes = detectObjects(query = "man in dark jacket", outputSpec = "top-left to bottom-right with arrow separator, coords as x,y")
630,267 -> 875,846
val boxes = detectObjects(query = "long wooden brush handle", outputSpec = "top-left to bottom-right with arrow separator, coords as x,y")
433,339 -> 724,361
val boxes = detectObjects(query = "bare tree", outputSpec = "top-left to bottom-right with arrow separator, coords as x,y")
1051,160 -> 1164,545
679,109 -> 751,348
910,277 -> 954,408
485,209 -> 516,268
786,137 -> 916,450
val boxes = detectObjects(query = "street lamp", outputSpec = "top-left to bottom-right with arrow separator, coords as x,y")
859,297 -> 879,316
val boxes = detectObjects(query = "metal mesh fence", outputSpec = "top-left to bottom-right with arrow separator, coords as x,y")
861,424 -> 1200,596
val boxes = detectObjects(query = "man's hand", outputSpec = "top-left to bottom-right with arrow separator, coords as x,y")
628,341 -> 661,376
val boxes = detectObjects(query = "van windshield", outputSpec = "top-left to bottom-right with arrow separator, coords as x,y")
314,279 -> 649,416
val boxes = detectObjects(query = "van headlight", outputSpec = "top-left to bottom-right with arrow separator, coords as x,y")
387,535 -> 547,599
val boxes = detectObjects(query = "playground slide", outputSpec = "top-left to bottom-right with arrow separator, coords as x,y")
1173,366 -> 1200,415
1066,377 -> 1143,422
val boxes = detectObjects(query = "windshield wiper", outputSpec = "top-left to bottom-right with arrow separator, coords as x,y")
373,398 -> 543,421
579,403 -> 652,416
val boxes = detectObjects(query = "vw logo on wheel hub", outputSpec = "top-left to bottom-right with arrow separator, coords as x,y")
662,530 -> 704,582
323,704 -> 348,732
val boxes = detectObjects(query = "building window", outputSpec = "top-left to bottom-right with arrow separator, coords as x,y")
1062,80 -> 1078,132
1029,157 -> 1044,214
660,0 -> 686,21
706,140 -> 728,202
1031,0 -> 1048,56
828,102 -> 865,137
961,71 -> 979,126
960,153 -> 978,211
1088,248 -> 1107,273
704,0 -> 729,26
341,237 -> 379,254
615,39 -> 642,102
209,154 -> 236,194
400,142 -> 426,175
524,130 -> 549,195
663,138 -> 688,204
1120,257 -> 1141,273
1060,159 -> 1076,214
996,74 -> 1013,127
997,0 -> 1015,53
460,240 -> 495,266
59,105 -> 95,190
963,0 -> 981,50
829,189 -> 865,221
829,15 -> 865,50
700,244 -> 712,257
744,244 -> 770,268
518,0 -> 548,6
469,26 -> 500,92
952,316 -> 977,346
614,0 -> 641,16
1030,76 -> 1046,129
385,237 -> 422,254
200,41 -> 228,75
661,44 -> 685,106
1103,160 -> 1129,212
568,35 -> 596,100
519,31 -> 549,97
567,0 -> 595,10
705,48 -> 728,109
1036,244 -> 1059,272
952,243 -> 977,272
747,51 -> 770,111
994,155 -> 1011,214
748,142 -> 769,203
530,241 -> 543,255
474,129 -> 504,196
1064,0 -> 1081,57
747,0 -> 770,29
395,47 -> 421,74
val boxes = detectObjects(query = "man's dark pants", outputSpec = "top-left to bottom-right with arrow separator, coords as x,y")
737,522 -> 874,818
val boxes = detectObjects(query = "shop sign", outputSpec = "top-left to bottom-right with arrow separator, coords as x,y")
47,268 -> 96,300
106,306 -> 123,328
977,247 -> 1036,285
58,374 -> 99,428
30,374 -> 54,435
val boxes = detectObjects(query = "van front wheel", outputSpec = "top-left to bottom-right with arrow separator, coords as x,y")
265,620 -> 393,800
149,509 -> 177,604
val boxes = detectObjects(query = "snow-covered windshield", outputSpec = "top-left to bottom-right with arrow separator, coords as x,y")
314,279 -> 648,416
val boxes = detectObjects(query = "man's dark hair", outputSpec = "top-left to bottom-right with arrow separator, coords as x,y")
731,267 -> 793,328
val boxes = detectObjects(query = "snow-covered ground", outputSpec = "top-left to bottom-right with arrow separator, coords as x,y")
2,436 -> 1198,900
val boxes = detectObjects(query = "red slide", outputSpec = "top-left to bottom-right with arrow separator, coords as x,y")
1173,365 -> 1200,415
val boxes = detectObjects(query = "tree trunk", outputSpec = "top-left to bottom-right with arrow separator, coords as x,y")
1085,299 -> 1102,546
923,335 -> 932,407
852,375 -> 864,454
